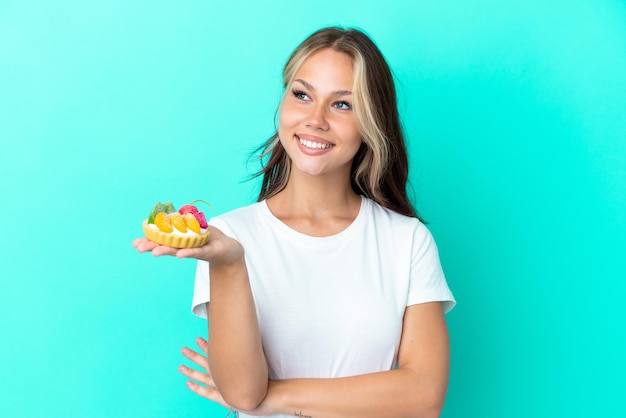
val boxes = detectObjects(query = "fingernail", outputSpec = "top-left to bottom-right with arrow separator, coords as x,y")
182,347 -> 190,354
179,365 -> 188,372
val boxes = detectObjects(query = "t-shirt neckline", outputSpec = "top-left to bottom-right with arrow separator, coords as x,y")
259,195 -> 368,244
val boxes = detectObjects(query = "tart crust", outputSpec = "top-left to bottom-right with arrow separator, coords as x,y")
142,220 -> 210,248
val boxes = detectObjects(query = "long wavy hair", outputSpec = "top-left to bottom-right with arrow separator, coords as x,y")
253,27 -> 420,220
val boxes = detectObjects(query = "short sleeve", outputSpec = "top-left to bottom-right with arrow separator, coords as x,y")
191,260 -> 210,318
407,223 -> 456,313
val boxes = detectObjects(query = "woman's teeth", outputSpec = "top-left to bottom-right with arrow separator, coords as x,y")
299,137 -> 332,149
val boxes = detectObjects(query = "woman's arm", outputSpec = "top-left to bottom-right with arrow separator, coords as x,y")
181,301 -> 449,418
134,227 -> 268,410
207,261 -> 268,410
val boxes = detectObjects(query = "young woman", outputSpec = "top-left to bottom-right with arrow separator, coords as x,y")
134,27 -> 455,418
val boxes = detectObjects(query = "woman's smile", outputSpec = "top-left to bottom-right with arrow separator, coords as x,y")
295,134 -> 335,152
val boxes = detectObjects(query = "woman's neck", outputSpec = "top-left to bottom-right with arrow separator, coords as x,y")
266,172 -> 362,236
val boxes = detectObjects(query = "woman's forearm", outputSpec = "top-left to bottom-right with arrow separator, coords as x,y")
207,260 -> 268,410
266,368 -> 446,418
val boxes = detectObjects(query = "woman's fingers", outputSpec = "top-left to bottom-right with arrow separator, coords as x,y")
182,346 -> 209,369
196,336 -> 209,354
185,379 -> 213,397
180,341 -> 232,408
151,245 -> 180,257
179,364 -> 226,405
132,238 -> 158,252
184,379 -> 231,407
132,238 -> 179,257
179,364 -> 214,387
174,246 -> 208,259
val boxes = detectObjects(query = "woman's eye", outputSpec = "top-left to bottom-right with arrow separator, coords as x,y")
334,101 -> 352,110
292,89 -> 309,101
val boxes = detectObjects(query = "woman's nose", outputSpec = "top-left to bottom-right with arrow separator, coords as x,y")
305,103 -> 329,130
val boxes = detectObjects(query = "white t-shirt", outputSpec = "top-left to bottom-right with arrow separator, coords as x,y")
192,197 -> 455,415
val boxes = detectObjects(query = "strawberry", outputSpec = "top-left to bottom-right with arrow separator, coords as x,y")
154,212 -> 173,232
184,213 -> 201,234
179,204 -> 198,215
194,211 -> 208,228
169,212 -> 187,233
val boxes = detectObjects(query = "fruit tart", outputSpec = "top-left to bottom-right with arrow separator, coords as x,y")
142,200 -> 211,248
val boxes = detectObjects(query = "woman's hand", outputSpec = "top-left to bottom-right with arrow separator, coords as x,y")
132,225 -> 244,266
179,337 -> 234,410
179,338 -> 275,416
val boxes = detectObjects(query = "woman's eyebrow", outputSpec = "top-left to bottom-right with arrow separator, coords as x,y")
293,79 -> 352,97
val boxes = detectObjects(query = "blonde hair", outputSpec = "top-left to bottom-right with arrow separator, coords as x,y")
255,27 -> 419,219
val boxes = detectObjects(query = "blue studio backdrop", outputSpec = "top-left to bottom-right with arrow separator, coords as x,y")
1,1 -> 625,417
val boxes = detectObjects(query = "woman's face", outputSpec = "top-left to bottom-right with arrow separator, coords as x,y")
278,48 -> 362,179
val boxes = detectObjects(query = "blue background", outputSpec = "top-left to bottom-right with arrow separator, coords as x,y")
1,0 -> 625,416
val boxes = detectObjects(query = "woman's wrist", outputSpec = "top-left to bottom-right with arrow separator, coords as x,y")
209,256 -> 247,278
